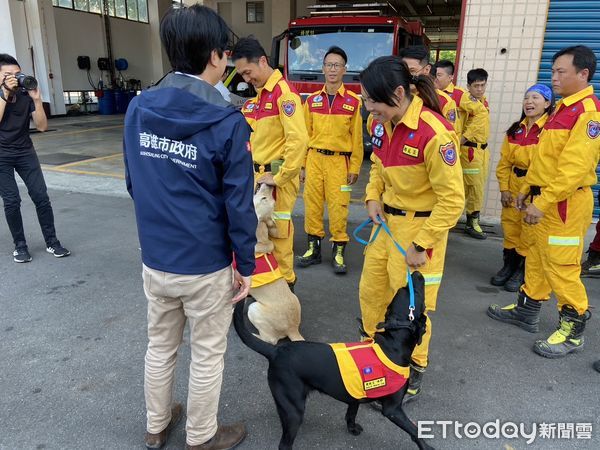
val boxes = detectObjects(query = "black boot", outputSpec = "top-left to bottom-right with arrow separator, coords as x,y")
490,248 -> 517,286
402,362 -> 425,404
487,291 -> 542,333
465,211 -> 487,240
296,235 -> 322,267
581,249 -> 600,277
331,242 -> 347,274
504,254 -> 525,292
533,305 -> 591,358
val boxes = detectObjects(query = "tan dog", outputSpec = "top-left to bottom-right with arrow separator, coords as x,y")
248,184 -> 303,344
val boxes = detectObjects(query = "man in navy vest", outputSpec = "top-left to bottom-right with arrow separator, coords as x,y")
123,5 -> 256,449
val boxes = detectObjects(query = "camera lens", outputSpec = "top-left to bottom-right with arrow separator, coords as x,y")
17,73 -> 38,90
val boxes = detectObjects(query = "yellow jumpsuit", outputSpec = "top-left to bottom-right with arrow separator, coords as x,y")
495,115 -> 547,257
444,83 -> 490,213
359,96 -> 465,368
519,86 -> 600,314
303,84 -> 363,242
241,70 -> 309,284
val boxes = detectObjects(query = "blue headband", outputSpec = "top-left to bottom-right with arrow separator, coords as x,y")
526,84 -> 553,101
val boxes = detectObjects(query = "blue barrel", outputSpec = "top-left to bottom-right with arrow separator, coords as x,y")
114,90 -> 129,114
98,89 -> 115,115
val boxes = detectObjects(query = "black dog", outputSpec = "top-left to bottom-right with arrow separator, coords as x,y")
233,271 -> 434,450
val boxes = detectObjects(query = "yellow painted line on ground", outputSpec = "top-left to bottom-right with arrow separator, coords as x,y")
43,166 -> 125,179
37,124 -> 124,138
52,152 -> 123,169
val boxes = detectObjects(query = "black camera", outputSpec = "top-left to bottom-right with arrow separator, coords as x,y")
16,73 -> 38,91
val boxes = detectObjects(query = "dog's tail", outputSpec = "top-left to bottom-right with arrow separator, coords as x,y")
233,300 -> 277,360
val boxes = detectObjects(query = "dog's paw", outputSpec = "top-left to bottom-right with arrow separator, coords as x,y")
347,423 -> 363,436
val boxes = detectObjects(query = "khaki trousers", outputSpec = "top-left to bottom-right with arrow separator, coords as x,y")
143,264 -> 233,446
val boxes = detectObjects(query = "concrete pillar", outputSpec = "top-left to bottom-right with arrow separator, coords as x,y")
15,0 -> 67,115
456,0 -> 550,218
1,0 -> 18,57
148,0 -> 172,83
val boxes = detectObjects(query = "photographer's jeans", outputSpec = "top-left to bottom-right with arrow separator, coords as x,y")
0,150 -> 57,246
142,264 -> 234,446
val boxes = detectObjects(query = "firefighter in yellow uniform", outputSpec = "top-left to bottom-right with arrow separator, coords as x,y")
491,84 -> 553,293
434,62 -> 490,238
233,38 -> 309,289
488,46 -> 600,358
297,46 -> 363,274
461,68 -> 491,239
399,47 -> 460,136
359,57 -> 464,403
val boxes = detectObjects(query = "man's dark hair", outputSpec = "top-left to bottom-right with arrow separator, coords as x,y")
0,54 -> 20,70
398,45 -> 430,65
159,5 -> 229,74
467,68 -> 488,85
553,45 -> 597,81
324,46 -> 347,64
231,37 -> 268,63
435,60 -> 455,76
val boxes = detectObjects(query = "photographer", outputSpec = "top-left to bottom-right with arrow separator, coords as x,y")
0,54 -> 69,262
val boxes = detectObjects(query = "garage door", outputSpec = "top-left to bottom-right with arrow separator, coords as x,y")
537,0 -> 600,218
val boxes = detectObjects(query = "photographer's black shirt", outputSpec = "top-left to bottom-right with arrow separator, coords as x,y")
0,91 -> 35,155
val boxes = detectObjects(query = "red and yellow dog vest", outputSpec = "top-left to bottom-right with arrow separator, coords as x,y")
330,341 -> 410,399
251,253 -> 283,288
233,252 -> 283,288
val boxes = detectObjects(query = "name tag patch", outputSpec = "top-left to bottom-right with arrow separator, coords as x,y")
403,145 -> 419,158
364,377 -> 387,390
342,103 -> 355,112
371,136 -> 383,148
312,102 -> 323,107
264,102 -> 273,110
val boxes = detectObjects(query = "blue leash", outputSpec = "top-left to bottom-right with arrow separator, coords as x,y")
353,216 -> 415,321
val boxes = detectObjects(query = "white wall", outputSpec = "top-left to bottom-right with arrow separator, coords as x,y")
53,8 -> 154,91
457,0 -> 550,218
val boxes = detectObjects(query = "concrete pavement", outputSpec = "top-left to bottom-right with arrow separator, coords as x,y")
1,169 -> 599,450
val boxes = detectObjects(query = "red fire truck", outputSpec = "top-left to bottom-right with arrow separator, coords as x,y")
270,2 -> 428,97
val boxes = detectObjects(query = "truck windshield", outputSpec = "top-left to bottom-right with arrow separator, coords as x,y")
287,26 -> 394,78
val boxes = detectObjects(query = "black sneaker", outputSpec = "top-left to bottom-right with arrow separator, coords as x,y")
13,245 -> 32,263
46,241 -> 71,258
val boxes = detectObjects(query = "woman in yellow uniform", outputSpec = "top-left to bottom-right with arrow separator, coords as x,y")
492,84 -> 554,292
358,56 -> 464,403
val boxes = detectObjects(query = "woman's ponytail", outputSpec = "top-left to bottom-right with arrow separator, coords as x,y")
413,75 -> 441,115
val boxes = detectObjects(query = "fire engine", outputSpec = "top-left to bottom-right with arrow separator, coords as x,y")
270,2 -> 429,97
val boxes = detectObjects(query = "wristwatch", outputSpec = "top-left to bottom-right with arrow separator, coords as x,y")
412,242 -> 426,253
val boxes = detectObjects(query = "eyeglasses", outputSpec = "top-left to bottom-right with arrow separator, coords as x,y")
409,64 -> 428,76
323,63 -> 345,70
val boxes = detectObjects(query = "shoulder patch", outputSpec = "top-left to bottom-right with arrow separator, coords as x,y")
439,142 -> 457,166
587,120 -> 600,139
448,109 -> 456,123
282,100 -> 297,117
373,123 -> 385,138
313,94 -> 323,103
469,95 -> 478,102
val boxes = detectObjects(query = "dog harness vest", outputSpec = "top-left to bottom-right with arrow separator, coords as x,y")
251,253 -> 283,288
330,341 -> 410,399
